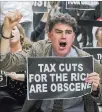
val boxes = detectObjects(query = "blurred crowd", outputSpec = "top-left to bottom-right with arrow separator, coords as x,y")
0,1 -> 101,47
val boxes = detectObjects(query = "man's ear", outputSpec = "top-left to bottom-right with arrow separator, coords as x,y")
48,32 -> 52,41
95,35 -> 98,40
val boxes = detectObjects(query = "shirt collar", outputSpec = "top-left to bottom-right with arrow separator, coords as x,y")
52,47 -> 78,57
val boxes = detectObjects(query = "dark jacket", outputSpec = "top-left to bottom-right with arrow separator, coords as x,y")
31,21 -> 46,42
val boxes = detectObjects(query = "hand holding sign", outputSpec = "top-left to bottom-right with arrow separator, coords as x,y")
85,72 -> 100,91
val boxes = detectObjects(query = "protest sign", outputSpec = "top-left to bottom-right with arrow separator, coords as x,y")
27,56 -> 93,100
65,1 -> 99,10
32,1 -> 48,13
0,70 -> 7,87
83,47 -> 102,64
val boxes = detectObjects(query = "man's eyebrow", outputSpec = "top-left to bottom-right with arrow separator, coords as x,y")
54,29 -> 63,31
54,29 -> 72,32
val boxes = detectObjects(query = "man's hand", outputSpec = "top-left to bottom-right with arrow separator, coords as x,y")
85,72 -> 100,91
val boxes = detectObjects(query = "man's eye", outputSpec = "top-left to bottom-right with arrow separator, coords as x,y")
56,31 -> 62,33
66,31 -> 72,34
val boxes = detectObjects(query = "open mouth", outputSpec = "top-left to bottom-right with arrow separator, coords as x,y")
11,35 -> 14,39
59,42 -> 67,47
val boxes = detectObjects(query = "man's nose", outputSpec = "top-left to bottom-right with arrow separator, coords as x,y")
62,32 -> 67,38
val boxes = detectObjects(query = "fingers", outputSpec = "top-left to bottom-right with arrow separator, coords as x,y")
85,72 -> 100,91
5,10 -> 22,23
87,72 -> 100,83
3,10 -> 23,29
6,72 -> 16,77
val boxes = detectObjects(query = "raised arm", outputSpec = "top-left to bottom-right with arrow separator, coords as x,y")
0,10 -> 26,72
31,12 -> 48,42
1,10 -> 22,53
6,72 -> 25,81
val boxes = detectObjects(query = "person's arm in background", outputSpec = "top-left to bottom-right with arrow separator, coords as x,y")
30,13 -> 48,42
6,72 -> 25,81
30,1 -> 60,42
0,10 -> 26,72
0,10 -> 22,54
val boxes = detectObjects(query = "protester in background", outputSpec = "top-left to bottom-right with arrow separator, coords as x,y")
6,23 -> 32,80
80,10 -> 95,47
0,22 -> 32,112
0,10 -> 102,112
88,27 -> 102,47
80,4 -> 100,47
90,18 -> 102,47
